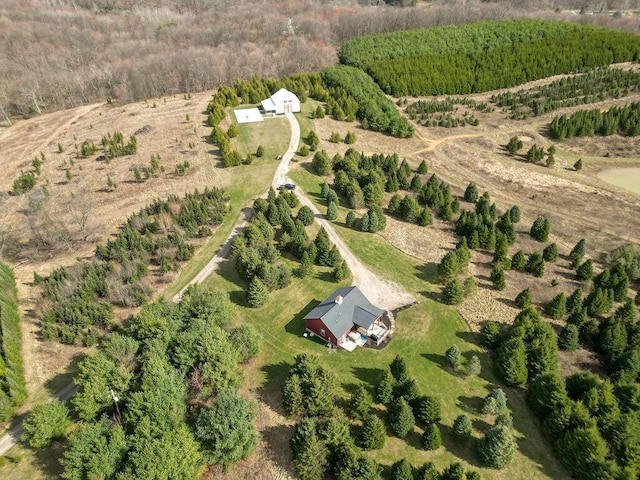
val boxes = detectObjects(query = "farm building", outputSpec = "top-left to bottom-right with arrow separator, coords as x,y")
304,286 -> 392,351
261,88 -> 300,114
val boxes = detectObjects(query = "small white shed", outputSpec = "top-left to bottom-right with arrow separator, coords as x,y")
261,88 -> 300,115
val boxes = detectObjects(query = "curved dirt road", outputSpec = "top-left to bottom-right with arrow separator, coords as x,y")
176,112 -> 415,310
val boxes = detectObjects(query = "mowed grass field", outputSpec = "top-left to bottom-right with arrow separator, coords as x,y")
193,158 -> 570,478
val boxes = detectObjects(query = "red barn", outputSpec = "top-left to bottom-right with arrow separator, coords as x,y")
304,286 -> 388,351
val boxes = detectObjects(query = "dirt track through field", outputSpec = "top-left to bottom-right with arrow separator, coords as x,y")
175,112 -> 415,310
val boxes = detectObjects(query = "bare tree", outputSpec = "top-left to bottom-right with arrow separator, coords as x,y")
69,188 -> 95,242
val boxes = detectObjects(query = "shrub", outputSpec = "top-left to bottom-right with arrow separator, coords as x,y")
543,243 -> 558,262
453,414 -> 472,442
344,131 -> 357,144
574,158 -> 583,171
12,171 -> 36,194
463,277 -> 477,297
421,423 -> 442,450
478,425 -> 516,469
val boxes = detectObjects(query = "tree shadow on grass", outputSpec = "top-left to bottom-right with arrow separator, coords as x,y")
439,423 -> 482,468
350,367 -> 384,388
415,263 -> 438,283
256,423 -> 297,478
259,361 -> 293,412
284,299 -> 318,337
30,439 -> 65,478
457,395 -> 483,414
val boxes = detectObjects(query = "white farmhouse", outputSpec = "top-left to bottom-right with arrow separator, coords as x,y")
261,88 -> 300,115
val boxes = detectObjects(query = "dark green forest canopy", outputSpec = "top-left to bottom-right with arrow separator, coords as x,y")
338,20 -> 640,97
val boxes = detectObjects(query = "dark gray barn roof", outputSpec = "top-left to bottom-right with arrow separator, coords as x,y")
304,286 -> 384,340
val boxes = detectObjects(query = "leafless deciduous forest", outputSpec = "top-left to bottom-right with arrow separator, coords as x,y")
1,0 -> 640,120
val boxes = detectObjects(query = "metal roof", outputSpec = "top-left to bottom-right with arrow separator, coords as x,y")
304,286 -> 384,340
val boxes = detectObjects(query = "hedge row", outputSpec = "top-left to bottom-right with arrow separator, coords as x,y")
0,263 -> 27,421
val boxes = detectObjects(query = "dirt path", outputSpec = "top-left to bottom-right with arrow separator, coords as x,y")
0,382 -> 77,456
175,112 -> 415,311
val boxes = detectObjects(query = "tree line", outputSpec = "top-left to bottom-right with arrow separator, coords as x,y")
0,263 -> 27,421
38,188 -> 230,345
364,27 -> 640,97
491,66 -> 640,119
549,101 -> 640,139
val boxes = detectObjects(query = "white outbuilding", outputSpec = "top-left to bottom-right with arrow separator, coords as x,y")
261,88 -> 300,115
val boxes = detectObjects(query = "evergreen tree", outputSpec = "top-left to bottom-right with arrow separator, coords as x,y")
422,423 -> 442,450
480,321 -> 501,349
256,145 -> 265,157
297,206 -> 315,226
530,216 -> 550,242
509,205 -> 521,223
390,355 -> 410,384
445,344 -> 461,370
567,288 -> 584,314
348,385 -> 371,421
438,251 -> 460,283
312,150 -> 331,175
297,252 -> 314,278
23,400 -> 70,448
559,324 -> 580,351
511,250 -> 526,271
490,265 -> 506,290
332,260 -> 349,282
506,136 -> 523,155
376,369 -> 395,404
326,201 -> 338,221
442,279 -> 464,305
543,243 -> 558,262
344,131 -> 356,144
515,288 -> 533,309
345,210 -> 356,228
360,414 -> 386,450
574,158 -> 583,171
570,239 -> 587,266
360,212 -> 370,232
418,160 -> 428,174
576,259 -> 594,281
464,182 -> 479,202
314,228 -> 332,266
412,395 -> 442,425
282,374 -> 304,417
391,459 -> 414,480
526,373 -> 567,419
453,414 -> 472,442
416,462 -> 439,480
526,252 -> 545,277
493,233 -> 509,263
478,425 -> 516,469
495,337 -> 528,386
417,208 -> 432,226
387,397 -> 415,438
482,388 -> 508,415
545,293 -> 567,320
463,277 -> 477,298
247,277 -> 268,307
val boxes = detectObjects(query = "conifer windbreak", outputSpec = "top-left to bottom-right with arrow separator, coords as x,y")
339,20 -> 640,97
0,263 -> 27,420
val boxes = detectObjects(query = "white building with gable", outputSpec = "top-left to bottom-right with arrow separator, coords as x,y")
261,88 -> 300,115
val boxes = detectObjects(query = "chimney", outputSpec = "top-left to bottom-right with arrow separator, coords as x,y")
335,295 -> 343,305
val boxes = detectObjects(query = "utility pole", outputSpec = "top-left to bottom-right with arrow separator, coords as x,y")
109,389 -> 121,423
